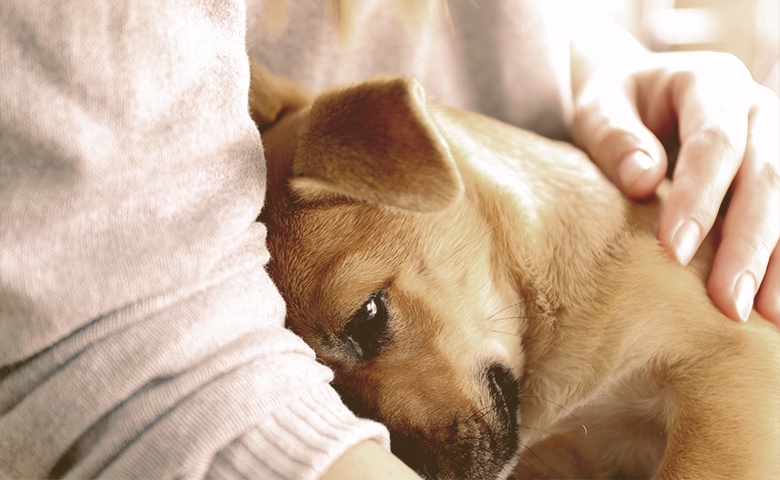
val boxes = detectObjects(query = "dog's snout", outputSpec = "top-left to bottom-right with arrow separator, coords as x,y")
487,364 -> 520,430
386,366 -> 521,479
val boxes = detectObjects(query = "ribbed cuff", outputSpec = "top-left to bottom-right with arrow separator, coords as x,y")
207,384 -> 390,480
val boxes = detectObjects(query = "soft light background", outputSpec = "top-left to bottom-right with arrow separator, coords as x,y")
574,0 -> 779,95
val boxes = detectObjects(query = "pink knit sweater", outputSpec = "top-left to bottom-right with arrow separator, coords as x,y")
0,1 -> 569,478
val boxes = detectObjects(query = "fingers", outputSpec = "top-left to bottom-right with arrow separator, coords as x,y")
707,88 -> 780,323
756,250 -> 780,326
655,56 -> 780,325
573,51 -> 780,326
707,157 -> 780,322
656,54 -> 753,267
571,72 -> 668,199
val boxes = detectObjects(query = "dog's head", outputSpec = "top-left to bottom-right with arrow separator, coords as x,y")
256,73 -> 530,479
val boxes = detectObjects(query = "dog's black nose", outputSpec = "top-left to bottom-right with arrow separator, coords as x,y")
486,364 -> 520,432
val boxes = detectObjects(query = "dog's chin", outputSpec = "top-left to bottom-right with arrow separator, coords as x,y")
388,416 -> 520,480
379,365 -> 521,480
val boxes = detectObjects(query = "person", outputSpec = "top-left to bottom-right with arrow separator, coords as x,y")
0,1 -> 776,479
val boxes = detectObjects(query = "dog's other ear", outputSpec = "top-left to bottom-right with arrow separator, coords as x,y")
291,77 -> 463,213
248,57 -> 314,132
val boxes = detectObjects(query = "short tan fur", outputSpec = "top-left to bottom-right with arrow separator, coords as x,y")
251,61 -> 780,479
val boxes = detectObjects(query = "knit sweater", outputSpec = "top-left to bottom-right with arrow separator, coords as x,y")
0,1 -> 568,478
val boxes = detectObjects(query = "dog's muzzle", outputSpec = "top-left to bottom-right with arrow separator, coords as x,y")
390,364 -> 521,480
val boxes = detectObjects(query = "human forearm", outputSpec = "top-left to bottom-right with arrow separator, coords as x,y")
320,440 -> 420,480
0,2 -> 394,478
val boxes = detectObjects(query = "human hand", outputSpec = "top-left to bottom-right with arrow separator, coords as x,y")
320,440 -> 419,480
571,50 -> 780,326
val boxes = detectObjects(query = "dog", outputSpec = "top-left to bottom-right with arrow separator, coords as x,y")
249,58 -> 780,479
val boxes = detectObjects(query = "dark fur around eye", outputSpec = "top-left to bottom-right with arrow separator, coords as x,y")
344,291 -> 391,359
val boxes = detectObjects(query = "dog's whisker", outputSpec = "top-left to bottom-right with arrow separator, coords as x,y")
487,315 -> 535,324
517,424 -> 554,436
488,328 -> 534,342
520,395 -> 586,433
484,302 -> 525,322
522,437 -> 592,474
520,395 -> 576,416
513,453 -> 544,479
516,441 -> 555,475
526,445 -> 577,473
443,225 -> 499,263
479,452 -> 513,479
465,403 -> 501,424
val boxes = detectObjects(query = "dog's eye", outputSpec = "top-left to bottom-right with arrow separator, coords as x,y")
344,291 -> 390,359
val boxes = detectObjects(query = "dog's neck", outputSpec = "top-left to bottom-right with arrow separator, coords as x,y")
435,106 -> 646,314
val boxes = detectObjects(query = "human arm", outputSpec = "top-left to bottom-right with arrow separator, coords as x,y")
321,440 -> 420,480
0,1 -> 398,479
567,19 -> 780,325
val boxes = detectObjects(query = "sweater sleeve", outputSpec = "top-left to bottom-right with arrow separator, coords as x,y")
0,1 -> 389,479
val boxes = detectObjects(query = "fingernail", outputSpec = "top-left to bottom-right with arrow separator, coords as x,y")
671,219 -> 701,266
618,151 -> 657,190
733,272 -> 756,322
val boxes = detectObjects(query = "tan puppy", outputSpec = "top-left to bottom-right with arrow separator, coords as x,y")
250,61 -> 780,479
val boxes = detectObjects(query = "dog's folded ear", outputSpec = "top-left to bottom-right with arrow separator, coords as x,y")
248,57 -> 314,131
290,77 -> 464,213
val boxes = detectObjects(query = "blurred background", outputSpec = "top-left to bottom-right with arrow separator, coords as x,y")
580,0 -> 779,95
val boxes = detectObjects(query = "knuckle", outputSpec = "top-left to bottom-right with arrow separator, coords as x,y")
695,125 -> 740,160
727,222 -> 778,268
672,69 -> 698,95
757,160 -> 780,195
698,124 -> 731,145
672,52 -> 753,100
748,235 -> 776,265
749,88 -> 780,138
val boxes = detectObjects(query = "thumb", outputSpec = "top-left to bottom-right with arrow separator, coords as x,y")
571,74 -> 668,199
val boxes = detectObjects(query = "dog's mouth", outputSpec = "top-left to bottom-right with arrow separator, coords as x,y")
389,364 -> 521,480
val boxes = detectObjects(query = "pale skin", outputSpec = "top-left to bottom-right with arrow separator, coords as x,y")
321,440 -> 420,479
322,15 -> 780,480
569,23 -> 780,327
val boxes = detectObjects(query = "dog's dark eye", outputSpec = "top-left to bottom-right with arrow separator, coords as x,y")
344,291 -> 390,359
